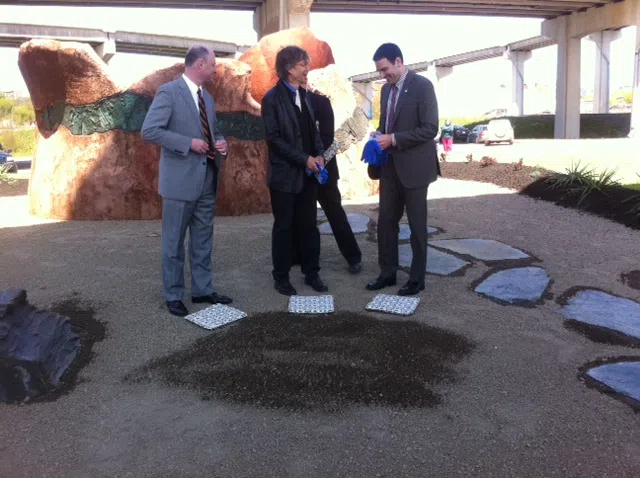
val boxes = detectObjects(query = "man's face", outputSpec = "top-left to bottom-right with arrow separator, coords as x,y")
288,59 -> 310,86
198,52 -> 217,84
375,57 -> 403,84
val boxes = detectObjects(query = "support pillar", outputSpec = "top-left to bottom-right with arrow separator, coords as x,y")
508,49 -> 531,116
630,26 -> 640,138
352,81 -> 374,119
254,0 -> 312,39
94,38 -> 116,63
589,30 -> 621,113
554,16 -> 581,139
426,63 -> 452,119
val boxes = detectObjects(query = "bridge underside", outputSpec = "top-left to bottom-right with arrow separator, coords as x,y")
0,0 -> 616,18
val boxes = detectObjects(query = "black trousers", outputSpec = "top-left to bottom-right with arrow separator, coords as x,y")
270,176 -> 320,283
378,158 -> 428,284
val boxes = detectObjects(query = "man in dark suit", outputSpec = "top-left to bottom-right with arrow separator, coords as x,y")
365,43 -> 440,296
261,45 -> 328,296
141,45 -> 233,317
291,81 -> 363,275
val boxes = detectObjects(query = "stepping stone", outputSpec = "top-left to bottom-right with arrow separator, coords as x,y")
319,213 -> 370,235
474,267 -> 550,304
399,244 -> 470,276
584,361 -> 640,409
430,239 -> 529,261
398,224 -> 439,241
559,289 -> 640,340
317,208 -> 326,218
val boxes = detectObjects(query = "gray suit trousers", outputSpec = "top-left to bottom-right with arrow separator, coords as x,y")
161,165 -> 217,301
378,158 -> 428,283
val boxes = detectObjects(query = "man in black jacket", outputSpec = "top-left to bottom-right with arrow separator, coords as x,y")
292,81 -> 362,274
261,46 -> 328,296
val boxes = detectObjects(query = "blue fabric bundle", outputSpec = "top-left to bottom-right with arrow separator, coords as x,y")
306,163 -> 329,184
361,134 -> 389,167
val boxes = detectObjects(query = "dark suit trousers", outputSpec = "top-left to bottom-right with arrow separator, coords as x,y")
378,157 -> 428,284
292,175 -> 362,269
270,176 -> 320,283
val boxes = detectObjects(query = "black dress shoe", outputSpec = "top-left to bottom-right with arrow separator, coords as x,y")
365,276 -> 396,291
398,281 -> 425,296
166,300 -> 188,317
275,281 -> 297,296
348,262 -> 363,274
192,293 -> 233,305
305,276 -> 328,292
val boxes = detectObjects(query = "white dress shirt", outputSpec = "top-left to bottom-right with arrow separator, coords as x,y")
182,74 -> 201,111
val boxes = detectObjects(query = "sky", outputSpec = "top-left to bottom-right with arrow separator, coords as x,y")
0,5 -> 637,116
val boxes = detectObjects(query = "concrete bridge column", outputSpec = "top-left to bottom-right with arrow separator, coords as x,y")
589,30 -> 621,113
630,26 -> 640,138
352,81 -> 374,119
508,49 -> 531,116
94,36 -> 116,63
426,63 -> 452,119
554,15 -> 582,139
254,0 -> 312,39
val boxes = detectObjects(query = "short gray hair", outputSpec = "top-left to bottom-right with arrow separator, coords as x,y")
185,45 -> 212,67
275,45 -> 310,81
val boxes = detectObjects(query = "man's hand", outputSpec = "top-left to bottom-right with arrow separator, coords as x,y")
306,156 -> 322,173
375,134 -> 393,150
214,139 -> 228,156
191,138 -> 209,154
369,131 -> 379,138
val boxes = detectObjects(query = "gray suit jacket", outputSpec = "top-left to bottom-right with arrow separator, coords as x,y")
141,77 -> 224,201
378,69 -> 440,189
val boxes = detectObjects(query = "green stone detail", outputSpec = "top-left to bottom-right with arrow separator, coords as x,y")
43,91 -> 265,141
217,112 -> 265,141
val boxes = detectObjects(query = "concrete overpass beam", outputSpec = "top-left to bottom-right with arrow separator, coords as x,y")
554,16 -> 582,139
542,0 -> 640,39
508,49 -> 531,116
94,37 -> 116,63
630,26 -> 640,138
254,0 -> 312,39
589,29 -> 621,113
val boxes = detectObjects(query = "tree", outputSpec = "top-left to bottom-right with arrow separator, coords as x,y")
13,104 -> 35,125
0,95 -> 14,119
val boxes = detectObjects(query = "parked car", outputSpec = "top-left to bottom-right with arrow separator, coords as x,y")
467,124 -> 488,143
484,119 -> 514,145
0,150 -> 18,173
453,125 -> 469,143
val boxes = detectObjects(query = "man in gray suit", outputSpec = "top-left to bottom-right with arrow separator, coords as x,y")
365,43 -> 440,296
141,45 -> 232,317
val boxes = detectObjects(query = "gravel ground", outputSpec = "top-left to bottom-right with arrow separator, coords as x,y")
1,177 -> 640,477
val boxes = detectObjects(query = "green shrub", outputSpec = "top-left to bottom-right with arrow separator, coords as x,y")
0,129 -> 37,157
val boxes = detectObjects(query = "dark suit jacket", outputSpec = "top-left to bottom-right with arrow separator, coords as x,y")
307,90 -> 340,182
378,69 -> 440,189
262,81 -> 324,194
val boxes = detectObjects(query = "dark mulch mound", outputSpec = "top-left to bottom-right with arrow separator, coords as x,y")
521,180 -> 640,230
0,178 -> 28,197
440,161 -> 640,230
440,161 -> 552,191
125,311 -> 475,412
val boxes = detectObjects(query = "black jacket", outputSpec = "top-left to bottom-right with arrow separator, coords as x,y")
262,81 -> 324,194
307,90 -> 340,182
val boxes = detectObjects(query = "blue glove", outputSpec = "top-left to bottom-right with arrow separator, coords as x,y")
361,133 -> 389,167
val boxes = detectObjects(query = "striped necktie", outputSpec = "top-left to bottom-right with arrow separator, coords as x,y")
197,88 -> 216,166
386,85 -> 398,133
